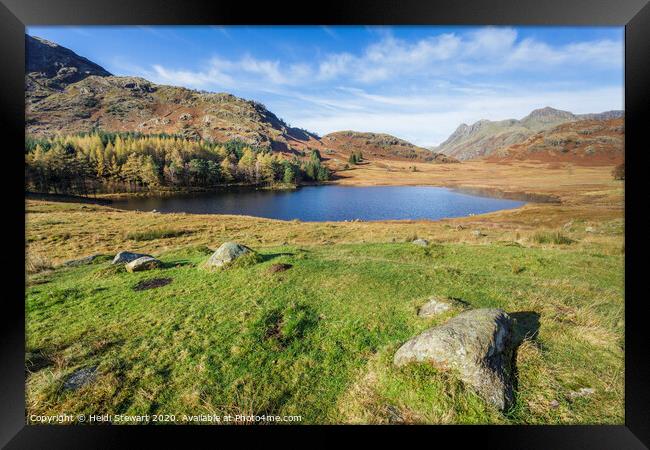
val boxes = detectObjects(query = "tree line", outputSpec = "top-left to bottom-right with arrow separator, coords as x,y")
25,132 -> 331,195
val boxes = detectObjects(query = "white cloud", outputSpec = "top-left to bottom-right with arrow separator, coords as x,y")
119,27 -> 623,146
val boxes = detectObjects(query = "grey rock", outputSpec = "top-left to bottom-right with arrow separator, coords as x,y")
205,242 -> 253,269
63,366 -> 97,390
418,297 -> 453,317
394,308 -> 516,411
412,238 -> 429,247
63,254 -> 108,267
125,256 -> 162,272
112,251 -> 153,265
473,230 -> 486,237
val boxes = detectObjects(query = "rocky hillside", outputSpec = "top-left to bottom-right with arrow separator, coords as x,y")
26,35 -> 112,102
26,35 -> 321,153
436,107 -> 624,161
487,118 -> 624,165
26,34 -> 453,164
321,131 -> 457,163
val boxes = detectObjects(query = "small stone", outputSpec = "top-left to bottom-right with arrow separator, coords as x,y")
417,297 -> 453,317
568,387 -> 595,399
412,238 -> 429,247
550,399 -> 560,408
125,256 -> 162,272
585,226 -> 595,233
112,251 -> 153,265
63,366 -> 97,391
473,230 -> 486,237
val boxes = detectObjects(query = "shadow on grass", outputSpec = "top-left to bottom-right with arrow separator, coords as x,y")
260,252 -> 295,262
160,260 -> 194,269
511,311 -> 541,346
507,311 -> 541,416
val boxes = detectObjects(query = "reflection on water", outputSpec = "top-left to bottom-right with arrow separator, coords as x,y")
110,185 -> 526,222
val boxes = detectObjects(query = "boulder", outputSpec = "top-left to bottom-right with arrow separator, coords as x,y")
112,251 -> 153,265
125,256 -> 162,272
394,308 -> 516,411
417,297 -> 453,317
205,242 -> 253,269
412,238 -> 429,247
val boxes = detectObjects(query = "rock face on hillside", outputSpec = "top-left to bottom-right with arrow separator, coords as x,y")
394,308 -> 516,411
322,131 -> 457,163
436,107 -> 624,161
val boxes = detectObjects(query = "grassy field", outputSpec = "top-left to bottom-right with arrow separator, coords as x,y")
24,160 -> 625,424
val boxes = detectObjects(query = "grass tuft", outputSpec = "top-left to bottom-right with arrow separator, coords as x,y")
531,230 -> 575,245
125,229 -> 192,241
26,253 -> 54,274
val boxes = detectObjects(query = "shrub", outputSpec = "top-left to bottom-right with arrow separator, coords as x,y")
532,230 -> 575,245
612,163 -> 625,180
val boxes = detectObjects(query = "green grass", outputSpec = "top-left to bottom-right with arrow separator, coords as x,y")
25,241 -> 624,424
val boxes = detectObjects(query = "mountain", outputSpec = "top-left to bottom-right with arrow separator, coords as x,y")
25,34 -> 454,163
26,35 -> 112,102
26,73 -> 322,151
437,107 -> 624,160
487,118 -> 624,165
321,131 -> 457,163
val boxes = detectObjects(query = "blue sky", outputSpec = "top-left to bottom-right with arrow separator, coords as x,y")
27,26 -> 624,146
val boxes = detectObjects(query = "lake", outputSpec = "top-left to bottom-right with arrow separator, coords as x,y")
110,186 -> 525,222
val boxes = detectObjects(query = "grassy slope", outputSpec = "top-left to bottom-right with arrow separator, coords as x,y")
25,161 -> 625,424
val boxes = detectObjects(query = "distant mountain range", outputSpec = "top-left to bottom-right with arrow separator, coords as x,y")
434,106 -> 624,161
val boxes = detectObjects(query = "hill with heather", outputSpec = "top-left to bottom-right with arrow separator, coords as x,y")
321,131 -> 457,163
487,118 -> 624,165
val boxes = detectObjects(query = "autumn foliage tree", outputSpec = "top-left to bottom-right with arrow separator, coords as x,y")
25,132 -> 327,194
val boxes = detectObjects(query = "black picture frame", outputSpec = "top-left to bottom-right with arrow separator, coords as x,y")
1,0 -> 647,447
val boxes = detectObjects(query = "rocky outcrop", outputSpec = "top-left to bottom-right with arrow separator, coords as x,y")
26,35 -> 111,99
394,308 -> 516,411
125,256 -> 162,272
205,242 -> 253,269
111,251 -> 153,265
